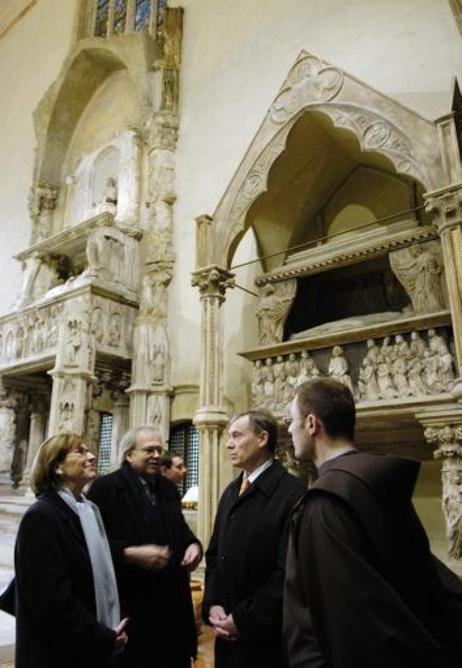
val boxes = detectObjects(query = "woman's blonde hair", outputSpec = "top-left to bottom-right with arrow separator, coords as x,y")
30,432 -> 84,494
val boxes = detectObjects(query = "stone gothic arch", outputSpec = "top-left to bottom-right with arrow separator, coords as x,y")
200,50 -> 445,270
32,36 -> 155,187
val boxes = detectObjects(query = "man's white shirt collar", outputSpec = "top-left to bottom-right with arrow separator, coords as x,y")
245,457 -> 273,484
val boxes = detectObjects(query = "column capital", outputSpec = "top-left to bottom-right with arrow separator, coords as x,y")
424,183 -> 462,233
424,424 -> 462,458
191,265 -> 235,300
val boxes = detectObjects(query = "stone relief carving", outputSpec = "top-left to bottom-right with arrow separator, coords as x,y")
90,296 -> 136,357
328,345 -> 354,393
256,280 -> 297,345
389,241 -> 447,315
357,330 -> 455,402
270,54 -> 344,124
29,183 -> 58,243
85,225 -> 139,294
0,302 -> 65,365
251,328 -> 456,409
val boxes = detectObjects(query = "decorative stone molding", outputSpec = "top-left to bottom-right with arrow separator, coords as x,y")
255,225 -> 438,285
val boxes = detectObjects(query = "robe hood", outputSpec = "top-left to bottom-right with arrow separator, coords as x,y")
315,451 -> 420,509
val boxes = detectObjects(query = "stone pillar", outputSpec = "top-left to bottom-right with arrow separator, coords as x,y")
192,266 -> 235,546
0,384 -> 17,486
22,400 -> 47,485
127,262 -> 174,443
110,397 -> 129,468
423,419 -> 462,565
425,185 -> 462,372
48,295 -> 96,436
127,7 -> 183,443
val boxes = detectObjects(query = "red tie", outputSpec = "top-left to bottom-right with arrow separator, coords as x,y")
239,477 -> 251,496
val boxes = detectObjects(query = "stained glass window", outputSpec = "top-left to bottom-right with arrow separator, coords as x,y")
135,0 -> 151,31
169,422 -> 199,497
97,412 -> 113,475
95,0 -> 109,37
112,0 -> 127,34
157,0 -> 168,25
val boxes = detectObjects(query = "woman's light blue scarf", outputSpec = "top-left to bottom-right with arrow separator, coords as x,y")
58,488 -> 120,630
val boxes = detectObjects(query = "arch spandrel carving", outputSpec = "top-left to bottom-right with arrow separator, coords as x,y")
210,50 -> 444,268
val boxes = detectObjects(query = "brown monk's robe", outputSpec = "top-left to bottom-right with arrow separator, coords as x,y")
284,452 -> 462,668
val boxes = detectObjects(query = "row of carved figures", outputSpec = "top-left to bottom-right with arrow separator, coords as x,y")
251,329 -> 456,409
357,329 -> 455,400
1,305 -> 63,363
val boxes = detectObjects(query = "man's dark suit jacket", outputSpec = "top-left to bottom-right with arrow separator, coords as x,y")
88,467 -> 199,668
203,460 -> 305,668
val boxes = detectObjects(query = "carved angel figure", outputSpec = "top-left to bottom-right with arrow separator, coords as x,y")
256,282 -> 296,345
389,241 -> 446,315
376,352 -> 398,399
328,345 -> 354,393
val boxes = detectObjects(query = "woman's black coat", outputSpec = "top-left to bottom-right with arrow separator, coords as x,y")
14,491 -> 116,668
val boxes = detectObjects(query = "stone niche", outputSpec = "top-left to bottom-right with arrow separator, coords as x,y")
64,128 -> 141,230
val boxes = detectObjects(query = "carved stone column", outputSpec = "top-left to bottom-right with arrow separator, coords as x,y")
192,266 -> 235,546
48,295 -> 96,436
0,383 -> 17,486
127,261 -> 174,442
425,185 -> 462,372
110,397 -> 129,469
423,419 -> 462,562
22,399 -> 47,485
127,7 -> 183,442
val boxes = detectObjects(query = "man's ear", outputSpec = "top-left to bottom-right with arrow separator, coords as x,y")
258,429 -> 269,449
305,414 -> 317,436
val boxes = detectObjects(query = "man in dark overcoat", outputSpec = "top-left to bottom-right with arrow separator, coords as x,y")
203,409 -> 305,668
88,426 -> 202,668
284,378 -> 462,668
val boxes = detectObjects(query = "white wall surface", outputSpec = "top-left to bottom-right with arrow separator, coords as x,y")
0,0 -> 78,314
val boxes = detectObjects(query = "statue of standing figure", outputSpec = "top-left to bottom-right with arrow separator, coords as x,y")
328,345 -> 354,394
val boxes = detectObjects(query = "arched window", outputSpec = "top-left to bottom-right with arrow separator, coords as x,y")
98,412 -> 113,475
168,422 -> 199,497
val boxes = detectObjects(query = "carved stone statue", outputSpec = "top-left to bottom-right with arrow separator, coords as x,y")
376,352 -> 398,399
389,241 -> 446,314
426,328 -> 455,392
256,281 -> 296,345
328,345 -> 354,393
358,339 -> 380,401
29,183 -> 58,242
108,312 -> 122,347
285,353 -> 299,400
251,360 -> 264,407
102,177 -> 118,215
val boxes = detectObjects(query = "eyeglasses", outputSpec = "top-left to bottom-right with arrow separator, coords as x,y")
133,446 -> 163,456
69,446 -> 91,456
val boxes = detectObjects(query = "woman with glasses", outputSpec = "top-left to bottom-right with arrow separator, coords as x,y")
14,432 -> 128,668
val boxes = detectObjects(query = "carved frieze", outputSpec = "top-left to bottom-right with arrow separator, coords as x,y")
250,328 -> 456,411
91,296 -> 137,358
0,302 -> 65,366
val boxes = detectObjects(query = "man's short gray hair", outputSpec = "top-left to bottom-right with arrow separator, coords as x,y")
120,426 -> 164,459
